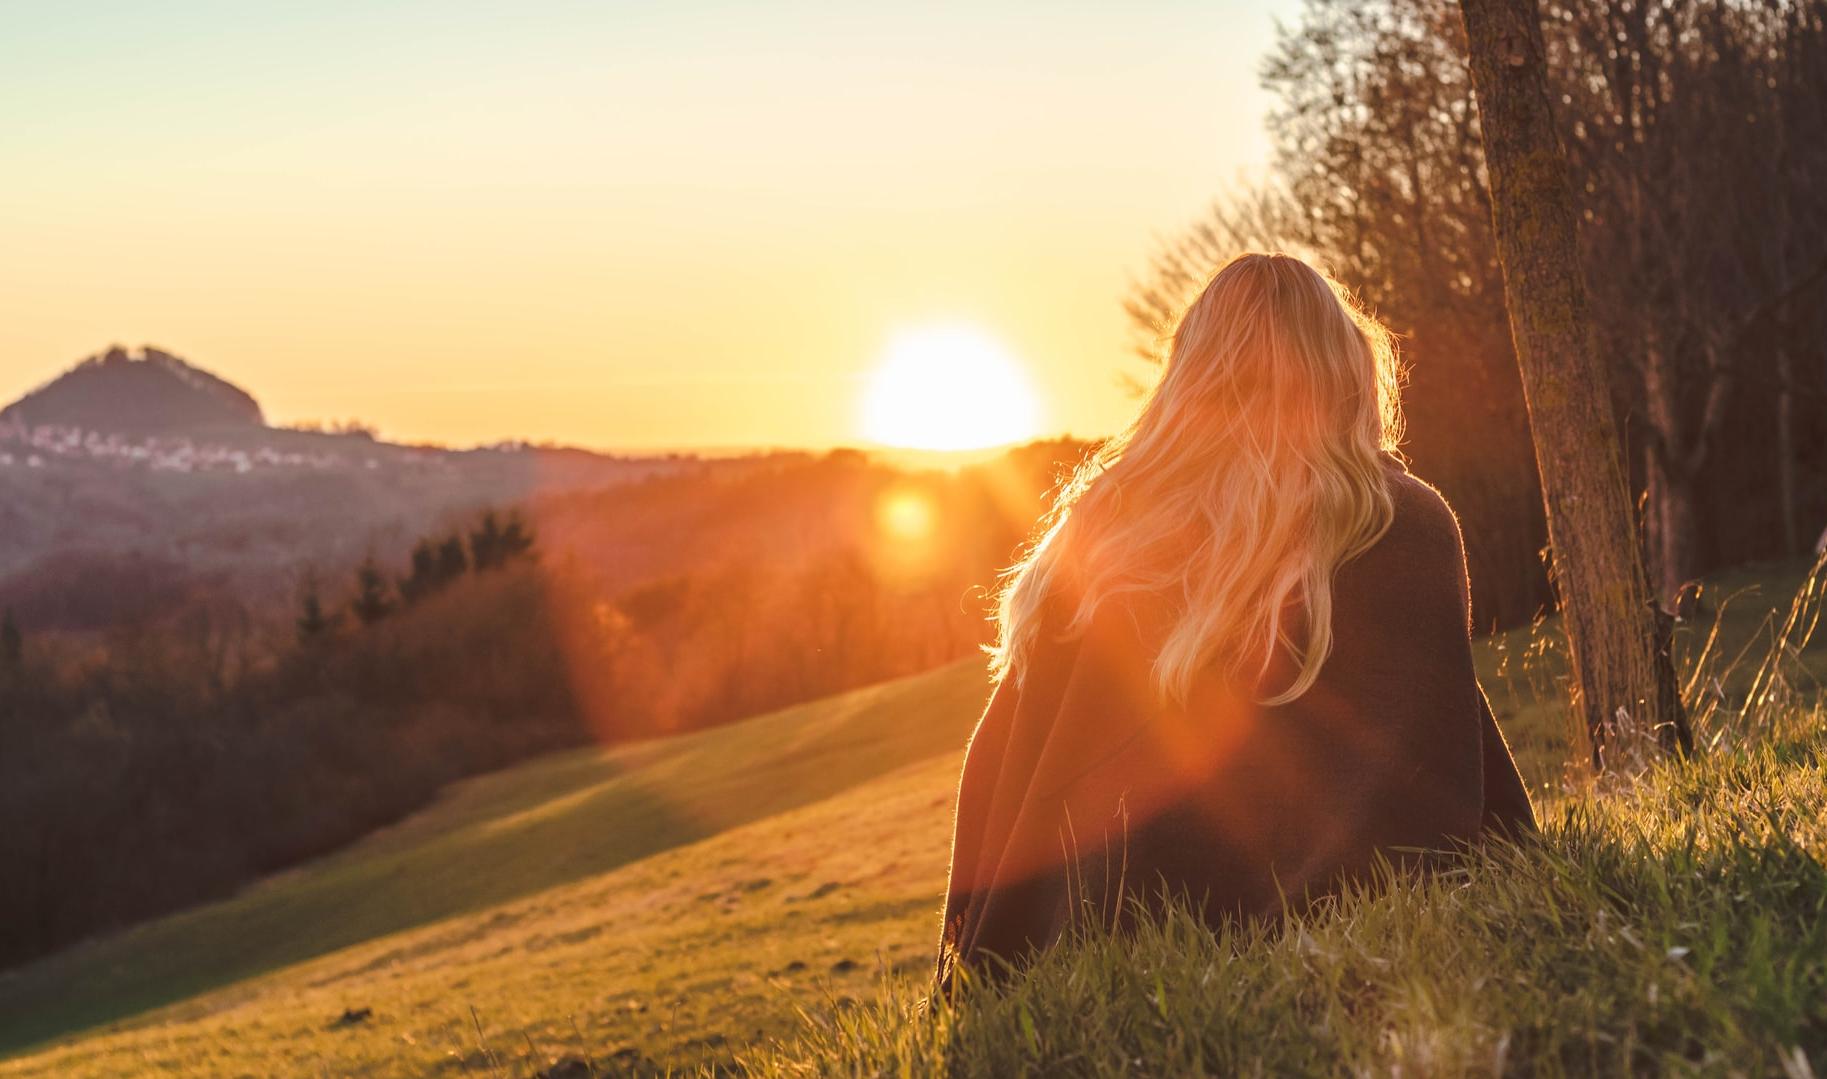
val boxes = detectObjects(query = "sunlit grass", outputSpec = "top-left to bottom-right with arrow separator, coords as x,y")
745,712 -> 1826,1077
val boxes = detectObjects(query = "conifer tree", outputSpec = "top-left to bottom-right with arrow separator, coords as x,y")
399,539 -> 439,605
351,557 -> 395,626
470,510 -> 506,571
498,512 -> 536,563
435,534 -> 468,585
296,576 -> 333,644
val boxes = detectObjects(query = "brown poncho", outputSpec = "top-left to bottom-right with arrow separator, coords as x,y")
937,464 -> 1535,980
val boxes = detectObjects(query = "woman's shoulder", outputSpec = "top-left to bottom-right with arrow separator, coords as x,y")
1345,456 -> 1472,622
1378,454 -> 1467,556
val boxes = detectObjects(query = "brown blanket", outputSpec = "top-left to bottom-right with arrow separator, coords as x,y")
937,465 -> 1536,981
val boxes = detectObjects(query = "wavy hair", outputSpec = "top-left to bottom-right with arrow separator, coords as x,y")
991,253 -> 1405,705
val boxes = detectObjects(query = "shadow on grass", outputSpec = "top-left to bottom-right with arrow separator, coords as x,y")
0,661 -> 991,1057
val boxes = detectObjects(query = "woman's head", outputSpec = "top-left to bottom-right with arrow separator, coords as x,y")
992,253 -> 1404,704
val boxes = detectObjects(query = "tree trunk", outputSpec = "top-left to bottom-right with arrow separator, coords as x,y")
1638,339 -> 1702,612
1776,345 -> 1799,555
1457,0 -> 1692,764
1644,447 -> 1702,614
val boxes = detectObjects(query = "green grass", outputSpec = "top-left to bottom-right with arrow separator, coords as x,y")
746,716 -> 1827,1077
0,559 -> 1821,1077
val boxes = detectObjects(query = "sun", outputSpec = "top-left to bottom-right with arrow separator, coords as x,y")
859,325 -> 1042,451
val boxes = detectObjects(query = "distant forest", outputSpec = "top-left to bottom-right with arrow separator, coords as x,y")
0,445 -> 1079,968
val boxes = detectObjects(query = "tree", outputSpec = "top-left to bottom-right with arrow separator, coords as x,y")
469,509 -> 535,572
498,512 -> 535,564
435,534 -> 468,584
1550,0 -> 1827,604
350,558 -> 394,626
1457,0 -> 1690,763
470,511 -> 506,571
398,539 -> 440,605
0,608 -> 21,670
296,576 -> 333,644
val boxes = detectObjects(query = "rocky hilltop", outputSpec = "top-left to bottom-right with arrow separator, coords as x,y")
1,345 -> 265,435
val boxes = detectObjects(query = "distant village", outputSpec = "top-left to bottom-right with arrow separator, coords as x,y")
0,420 -> 415,475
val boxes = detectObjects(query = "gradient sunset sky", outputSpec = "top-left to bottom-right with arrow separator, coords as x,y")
1,1 -> 1297,451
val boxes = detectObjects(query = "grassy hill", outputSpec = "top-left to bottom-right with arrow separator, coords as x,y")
0,658 -> 990,1072
0,560 -> 1820,1076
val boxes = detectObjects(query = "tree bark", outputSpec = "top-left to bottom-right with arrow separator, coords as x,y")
1645,455 -> 1702,617
1457,0 -> 1692,763
1776,345 -> 1799,555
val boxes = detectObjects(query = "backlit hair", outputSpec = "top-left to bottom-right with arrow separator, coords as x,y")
991,253 -> 1405,705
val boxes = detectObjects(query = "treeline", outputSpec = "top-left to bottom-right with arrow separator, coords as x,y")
1130,0 -> 1827,626
0,445 -> 1080,968
300,509 -> 536,635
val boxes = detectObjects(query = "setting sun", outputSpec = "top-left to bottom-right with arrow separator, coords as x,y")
859,326 -> 1043,451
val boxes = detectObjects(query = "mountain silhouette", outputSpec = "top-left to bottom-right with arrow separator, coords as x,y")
1,345 -> 264,435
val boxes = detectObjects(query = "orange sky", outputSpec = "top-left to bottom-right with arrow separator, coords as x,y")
0,2 -> 1295,451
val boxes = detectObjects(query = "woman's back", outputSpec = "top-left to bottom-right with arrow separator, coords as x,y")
937,457 -> 1535,980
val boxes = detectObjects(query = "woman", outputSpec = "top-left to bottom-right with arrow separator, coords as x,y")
937,253 -> 1534,982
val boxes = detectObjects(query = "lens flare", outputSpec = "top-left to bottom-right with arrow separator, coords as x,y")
876,487 -> 937,542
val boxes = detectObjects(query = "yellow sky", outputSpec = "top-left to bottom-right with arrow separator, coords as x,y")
0,2 -> 1293,451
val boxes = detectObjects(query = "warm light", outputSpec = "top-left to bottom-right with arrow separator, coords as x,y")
876,488 -> 937,542
860,325 -> 1042,450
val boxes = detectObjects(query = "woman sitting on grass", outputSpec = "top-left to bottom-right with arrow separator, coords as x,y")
938,253 -> 1535,982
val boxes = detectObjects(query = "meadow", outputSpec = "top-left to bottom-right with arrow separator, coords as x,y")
0,560 -> 1820,1077
755,718 -> 1827,1077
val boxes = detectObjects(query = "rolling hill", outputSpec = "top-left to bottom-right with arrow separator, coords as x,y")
1,346 -> 264,435
0,345 -> 700,617
0,561 -> 1817,1076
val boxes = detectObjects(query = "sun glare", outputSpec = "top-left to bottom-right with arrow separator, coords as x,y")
860,325 -> 1042,451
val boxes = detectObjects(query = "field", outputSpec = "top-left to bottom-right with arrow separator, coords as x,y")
0,561 -> 1821,1076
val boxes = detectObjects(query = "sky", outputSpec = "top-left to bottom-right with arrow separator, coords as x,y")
0,0 -> 1298,451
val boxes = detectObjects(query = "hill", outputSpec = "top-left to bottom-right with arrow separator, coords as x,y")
0,346 -> 263,435
0,560 -> 1819,1076
0,345 -> 719,619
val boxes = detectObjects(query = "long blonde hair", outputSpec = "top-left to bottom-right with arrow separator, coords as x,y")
991,253 -> 1405,705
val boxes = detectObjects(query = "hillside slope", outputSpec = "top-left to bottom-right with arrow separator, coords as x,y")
0,661 -> 990,1066
1,749 -> 969,1077
0,560 -> 1816,1076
